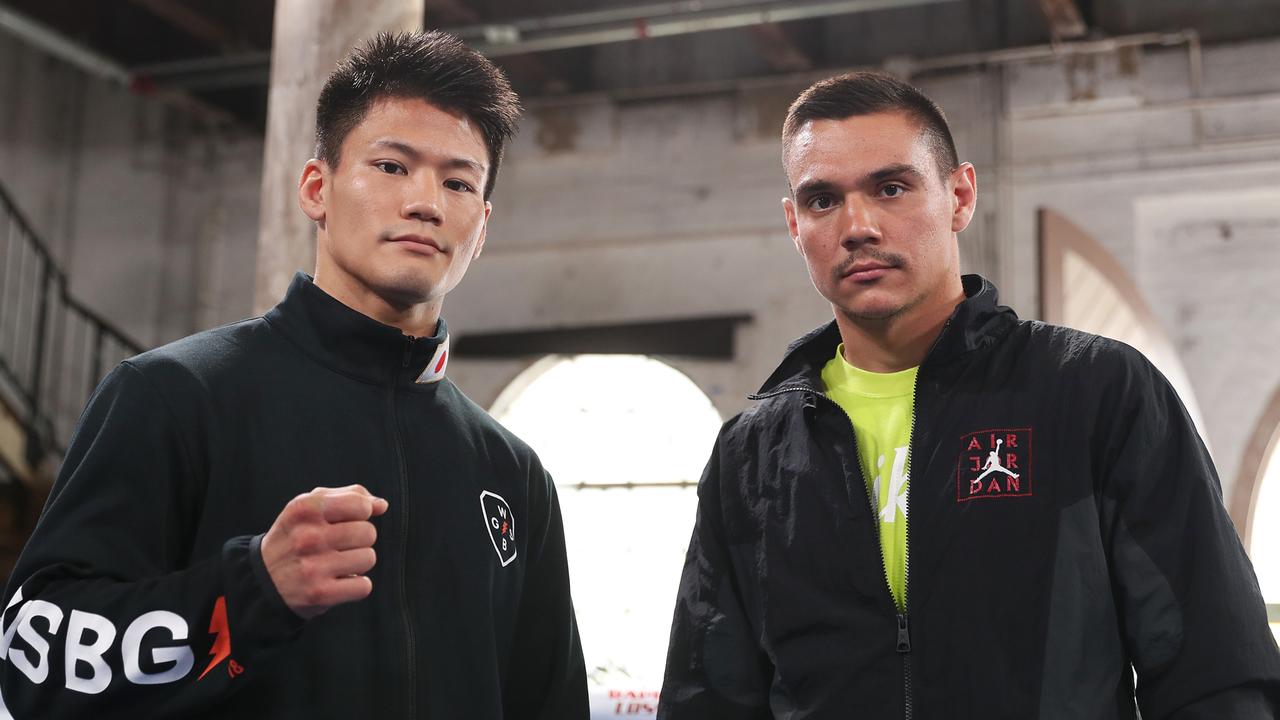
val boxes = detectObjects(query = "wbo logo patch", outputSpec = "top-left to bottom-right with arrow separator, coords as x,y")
956,428 -> 1032,502
480,490 -> 517,567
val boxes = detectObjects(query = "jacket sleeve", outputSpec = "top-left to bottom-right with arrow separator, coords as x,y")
502,462 -> 588,720
658,421 -> 773,720
0,362 -> 302,719
1090,340 -> 1280,719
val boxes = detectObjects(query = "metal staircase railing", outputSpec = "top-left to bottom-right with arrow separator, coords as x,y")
0,181 -> 144,477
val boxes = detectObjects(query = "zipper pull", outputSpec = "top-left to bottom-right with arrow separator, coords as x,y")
896,613 -> 912,653
402,336 -> 415,368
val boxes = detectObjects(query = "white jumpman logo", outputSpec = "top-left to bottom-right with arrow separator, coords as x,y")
974,439 -> 1019,482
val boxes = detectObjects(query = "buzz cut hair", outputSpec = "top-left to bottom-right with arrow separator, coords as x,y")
315,30 -> 521,200
781,71 -> 959,184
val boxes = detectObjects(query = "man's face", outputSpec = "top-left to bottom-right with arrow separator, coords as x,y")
782,111 -> 974,322
302,96 -> 491,313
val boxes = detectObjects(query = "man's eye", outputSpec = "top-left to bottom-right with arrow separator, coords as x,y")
807,195 -> 835,210
881,184 -> 905,198
376,161 -> 405,175
444,179 -> 475,193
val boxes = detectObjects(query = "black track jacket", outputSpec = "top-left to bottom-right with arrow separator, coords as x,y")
660,275 -> 1280,719
0,273 -> 588,719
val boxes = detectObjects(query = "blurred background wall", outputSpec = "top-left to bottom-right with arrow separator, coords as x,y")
2,0 -> 1279,706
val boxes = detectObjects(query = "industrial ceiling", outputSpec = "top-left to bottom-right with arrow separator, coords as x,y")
2,0 -> 1278,128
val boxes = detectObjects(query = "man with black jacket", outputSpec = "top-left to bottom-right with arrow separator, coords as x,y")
659,71 -> 1280,718
0,31 -> 588,719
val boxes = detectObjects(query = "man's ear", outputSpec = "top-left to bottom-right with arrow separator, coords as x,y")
298,159 -> 328,225
782,196 -> 804,256
950,162 -> 977,233
471,201 -> 492,260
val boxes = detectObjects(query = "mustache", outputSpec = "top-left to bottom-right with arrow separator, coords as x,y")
834,249 -> 906,278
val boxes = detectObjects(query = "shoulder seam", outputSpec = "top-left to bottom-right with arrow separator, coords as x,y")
117,360 -> 203,488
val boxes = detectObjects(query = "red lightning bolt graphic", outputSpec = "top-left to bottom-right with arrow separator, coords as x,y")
198,595 -> 232,680
500,520 -> 508,537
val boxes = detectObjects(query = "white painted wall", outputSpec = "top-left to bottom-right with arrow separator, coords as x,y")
1003,38 -> 1280,503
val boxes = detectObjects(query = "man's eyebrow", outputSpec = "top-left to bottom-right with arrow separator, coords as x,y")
793,164 -> 929,198
866,163 -> 927,184
371,139 -> 486,175
372,138 -> 422,160
793,178 -> 837,197
443,157 -> 486,176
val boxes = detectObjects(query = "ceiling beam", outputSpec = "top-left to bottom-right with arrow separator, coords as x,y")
130,0 -> 965,88
1037,0 -> 1088,40
749,22 -> 813,73
426,0 -> 482,26
129,0 -> 240,53
425,0 -> 570,93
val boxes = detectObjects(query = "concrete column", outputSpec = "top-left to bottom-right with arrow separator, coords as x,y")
253,0 -> 422,313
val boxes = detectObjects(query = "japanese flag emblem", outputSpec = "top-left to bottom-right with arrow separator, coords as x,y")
480,491 -> 517,567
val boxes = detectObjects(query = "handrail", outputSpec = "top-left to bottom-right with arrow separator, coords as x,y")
0,180 -> 144,470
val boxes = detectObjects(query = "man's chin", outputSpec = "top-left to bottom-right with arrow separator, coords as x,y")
837,295 -> 911,322
374,274 -> 439,309
846,306 -> 905,322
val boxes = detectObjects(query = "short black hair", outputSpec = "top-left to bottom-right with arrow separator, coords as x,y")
782,71 -> 959,183
315,30 -> 521,199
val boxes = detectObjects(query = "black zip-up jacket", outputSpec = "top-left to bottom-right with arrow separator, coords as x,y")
659,275 -> 1280,719
0,273 -> 588,719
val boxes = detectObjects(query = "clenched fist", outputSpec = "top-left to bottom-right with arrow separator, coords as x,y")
261,484 -> 389,619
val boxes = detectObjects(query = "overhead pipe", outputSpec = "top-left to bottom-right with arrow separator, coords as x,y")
3,0 -> 1209,125
900,30 -> 1200,74
460,0 -> 963,56
128,0 -> 961,87
572,29 -> 1207,104
0,3 -> 130,85
0,2 -> 241,126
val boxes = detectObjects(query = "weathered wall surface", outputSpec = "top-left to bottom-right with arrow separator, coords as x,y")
4,30 -> 1280,514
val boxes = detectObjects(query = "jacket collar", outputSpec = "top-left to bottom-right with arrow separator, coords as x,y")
264,272 -> 450,387
754,274 -> 1018,397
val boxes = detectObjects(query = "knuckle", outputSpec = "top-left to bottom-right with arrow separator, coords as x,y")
297,557 -> 319,583
294,527 -> 323,554
302,586 -> 327,607
285,495 -> 318,521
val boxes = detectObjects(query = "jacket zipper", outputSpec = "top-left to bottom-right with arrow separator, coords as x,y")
750,318 -> 948,719
750,385 -> 907,713
391,335 -> 417,718
901,360 -> 922,720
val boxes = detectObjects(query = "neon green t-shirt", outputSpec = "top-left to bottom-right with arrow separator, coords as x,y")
821,345 -> 917,610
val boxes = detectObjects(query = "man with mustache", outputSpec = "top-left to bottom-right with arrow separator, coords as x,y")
1,31 -> 587,719
659,72 -> 1279,718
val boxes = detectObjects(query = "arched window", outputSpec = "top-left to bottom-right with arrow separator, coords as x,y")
1042,208 -> 1280,643
1039,208 -> 1210,441
1241,392 -> 1280,643
492,355 -> 723,685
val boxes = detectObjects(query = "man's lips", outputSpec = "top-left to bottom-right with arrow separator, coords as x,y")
841,261 -> 896,281
389,234 -> 444,254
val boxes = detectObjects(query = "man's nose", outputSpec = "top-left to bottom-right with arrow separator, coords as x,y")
840,194 -> 880,249
402,175 -> 444,225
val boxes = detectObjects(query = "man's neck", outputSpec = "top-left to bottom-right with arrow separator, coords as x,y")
834,282 -> 965,373
313,271 -> 442,339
